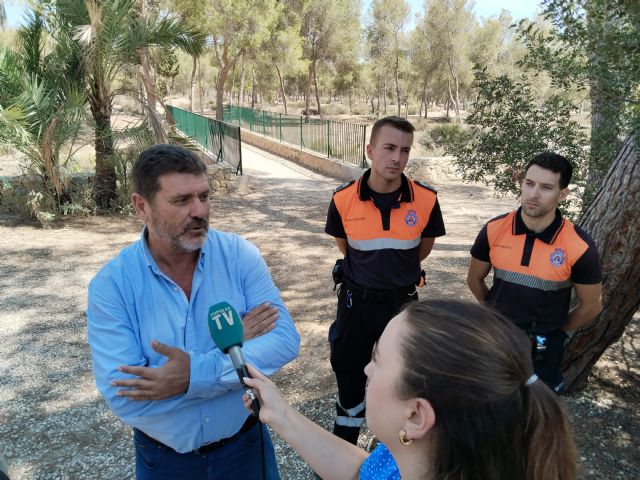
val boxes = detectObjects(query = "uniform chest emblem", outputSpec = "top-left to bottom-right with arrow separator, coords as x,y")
405,209 -> 418,226
550,248 -> 566,267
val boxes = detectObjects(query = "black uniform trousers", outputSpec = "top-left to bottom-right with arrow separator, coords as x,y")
329,280 -> 417,445
528,328 -> 568,393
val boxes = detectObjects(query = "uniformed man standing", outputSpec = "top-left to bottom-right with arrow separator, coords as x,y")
467,152 -> 603,392
325,116 -> 446,444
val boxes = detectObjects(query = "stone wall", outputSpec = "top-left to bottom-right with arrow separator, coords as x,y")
240,130 -> 365,182
193,150 -> 237,195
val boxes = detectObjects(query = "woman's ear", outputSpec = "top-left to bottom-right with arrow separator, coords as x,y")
404,398 -> 436,441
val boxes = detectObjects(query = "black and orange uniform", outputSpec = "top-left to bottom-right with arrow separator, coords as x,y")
325,169 -> 446,444
471,208 -> 601,391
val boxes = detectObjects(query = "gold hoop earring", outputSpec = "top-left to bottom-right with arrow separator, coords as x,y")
399,429 -> 413,446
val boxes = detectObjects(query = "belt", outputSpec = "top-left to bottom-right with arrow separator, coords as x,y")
136,415 -> 258,455
343,278 -> 417,303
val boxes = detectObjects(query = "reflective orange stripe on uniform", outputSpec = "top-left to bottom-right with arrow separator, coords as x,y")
487,211 -> 589,290
333,178 -> 437,251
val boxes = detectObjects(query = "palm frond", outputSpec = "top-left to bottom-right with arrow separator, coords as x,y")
112,119 -> 154,149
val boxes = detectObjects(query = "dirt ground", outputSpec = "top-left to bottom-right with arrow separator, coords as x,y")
0,144 -> 637,479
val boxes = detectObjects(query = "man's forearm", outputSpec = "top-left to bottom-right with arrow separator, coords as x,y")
564,302 -> 603,332
467,278 -> 489,303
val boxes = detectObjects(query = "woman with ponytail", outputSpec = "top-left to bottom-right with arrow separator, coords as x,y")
244,299 -> 577,479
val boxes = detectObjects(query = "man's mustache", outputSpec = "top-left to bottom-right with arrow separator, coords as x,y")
185,218 -> 208,230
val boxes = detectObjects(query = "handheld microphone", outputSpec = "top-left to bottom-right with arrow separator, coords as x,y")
207,301 -> 261,417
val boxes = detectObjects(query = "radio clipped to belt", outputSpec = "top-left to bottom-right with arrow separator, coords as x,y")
332,259 -> 344,291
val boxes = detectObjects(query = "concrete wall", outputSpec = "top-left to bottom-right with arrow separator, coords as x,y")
240,130 -> 366,182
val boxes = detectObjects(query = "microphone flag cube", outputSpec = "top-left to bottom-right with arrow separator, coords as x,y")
207,302 -> 244,353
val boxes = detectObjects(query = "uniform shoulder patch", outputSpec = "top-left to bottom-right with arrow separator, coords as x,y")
414,180 -> 437,193
334,180 -> 355,194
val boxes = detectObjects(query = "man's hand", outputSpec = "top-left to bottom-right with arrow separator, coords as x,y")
112,340 -> 190,401
243,303 -> 278,341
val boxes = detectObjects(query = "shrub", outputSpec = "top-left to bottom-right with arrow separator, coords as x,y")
420,124 -> 469,155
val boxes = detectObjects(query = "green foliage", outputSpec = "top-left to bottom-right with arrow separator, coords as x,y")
155,47 -> 180,98
42,0 -> 205,208
420,123 -> 470,154
516,0 -> 640,195
450,67 -> 589,200
0,11 -> 87,212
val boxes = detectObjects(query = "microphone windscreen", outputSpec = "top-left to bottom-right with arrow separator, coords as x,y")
208,302 -> 244,353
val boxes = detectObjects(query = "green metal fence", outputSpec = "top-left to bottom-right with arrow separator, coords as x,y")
167,105 -> 242,175
222,105 -> 367,168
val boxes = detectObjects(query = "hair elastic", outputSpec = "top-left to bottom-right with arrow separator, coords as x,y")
525,374 -> 538,386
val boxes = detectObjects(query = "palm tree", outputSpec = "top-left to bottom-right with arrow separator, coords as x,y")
49,0 -> 203,208
0,12 -> 86,209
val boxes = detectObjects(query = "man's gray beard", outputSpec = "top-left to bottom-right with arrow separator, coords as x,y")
173,235 -> 205,252
155,219 -> 209,253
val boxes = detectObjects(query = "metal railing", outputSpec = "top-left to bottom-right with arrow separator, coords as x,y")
167,105 -> 242,175
222,105 -> 367,168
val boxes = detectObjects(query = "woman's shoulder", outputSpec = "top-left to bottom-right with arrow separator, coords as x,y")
359,443 -> 400,480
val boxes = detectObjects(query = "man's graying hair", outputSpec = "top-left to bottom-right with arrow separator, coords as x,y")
133,144 -> 206,201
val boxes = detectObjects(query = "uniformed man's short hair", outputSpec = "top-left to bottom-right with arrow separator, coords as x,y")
370,116 -> 415,145
133,144 -> 207,201
525,152 -> 573,189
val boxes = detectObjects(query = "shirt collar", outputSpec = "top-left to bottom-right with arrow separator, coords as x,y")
357,169 -> 414,202
513,207 -> 565,244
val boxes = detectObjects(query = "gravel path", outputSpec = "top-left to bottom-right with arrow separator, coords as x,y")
0,144 -> 637,479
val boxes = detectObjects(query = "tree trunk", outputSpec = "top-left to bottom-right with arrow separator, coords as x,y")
275,65 -> 288,115
165,76 -> 173,101
215,63 -> 231,120
420,75 -> 428,119
89,92 -> 116,208
447,57 -> 461,123
138,0 -> 166,141
139,46 -> 157,112
140,48 -> 167,144
587,78 -> 624,205
189,55 -> 197,111
394,56 -> 401,117
562,134 -> 640,391
383,77 -> 387,114
251,66 -> 256,109
305,62 -> 313,120
313,61 -> 322,119
376,76 -> 381,115
446,80 -> 451,119
238,57 -> 245,108
198,62 -> 204,114
229,61 -> 237,106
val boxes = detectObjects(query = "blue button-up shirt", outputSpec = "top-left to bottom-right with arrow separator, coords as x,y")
87,228 -> 300,453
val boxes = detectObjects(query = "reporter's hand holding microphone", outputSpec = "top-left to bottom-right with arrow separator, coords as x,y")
241,364 -> 290,428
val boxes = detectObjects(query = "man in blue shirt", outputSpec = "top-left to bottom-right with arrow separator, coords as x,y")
87,144 -> 300,479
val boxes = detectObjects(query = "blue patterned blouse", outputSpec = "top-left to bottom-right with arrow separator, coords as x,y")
359,443 -> 400,479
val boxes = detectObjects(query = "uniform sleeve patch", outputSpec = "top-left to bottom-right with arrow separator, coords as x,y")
334,180 -> 355,194
414,180 -> 437,193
